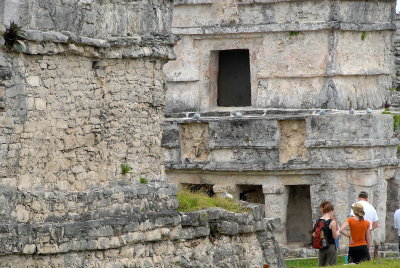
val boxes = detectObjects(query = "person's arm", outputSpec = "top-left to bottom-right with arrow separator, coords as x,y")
372,221 -> 378,230
339,221 -> 349,237
330,220 -> 339,239
366,228 -> 371,250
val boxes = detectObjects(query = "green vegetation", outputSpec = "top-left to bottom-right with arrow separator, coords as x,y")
3,21 -> 26,51
381,109 -> 400,131
139,177 -> 148,184
286,256 -> 345,268
120,163 -> 132,174
389,86 -> 398,92
286,257 -> 400,268
289,31 -> 300,37
176,189 -> 251,213
361,31 -> 367,40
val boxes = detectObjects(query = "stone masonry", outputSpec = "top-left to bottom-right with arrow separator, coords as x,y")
163,0 -> 400,256
0,0 -> 285,267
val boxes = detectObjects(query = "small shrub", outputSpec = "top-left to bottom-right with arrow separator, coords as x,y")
389,86 -> 398,92
120,163 -> 132,174
3,21 -> 26,52
288,31 -> 300,37
139,177 -> 148,184
361,31 -> 367,40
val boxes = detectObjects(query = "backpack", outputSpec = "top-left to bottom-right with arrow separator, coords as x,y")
312,219 -> 332,249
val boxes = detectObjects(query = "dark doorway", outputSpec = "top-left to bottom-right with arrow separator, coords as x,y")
385,178 -> 399,242
286,185 -> 313,243
217,49 -> 251,107
238,185 -> 264,204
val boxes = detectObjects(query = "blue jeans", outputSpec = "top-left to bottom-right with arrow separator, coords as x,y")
334,237 -> 339,249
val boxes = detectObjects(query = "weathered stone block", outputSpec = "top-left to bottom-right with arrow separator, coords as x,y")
279,120 -> 308,163
209,119 -> 279,148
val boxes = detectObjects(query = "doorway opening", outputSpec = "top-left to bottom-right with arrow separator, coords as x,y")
286,185 -> 313,243
238,184 -> 264,204
385,178 -> 399,242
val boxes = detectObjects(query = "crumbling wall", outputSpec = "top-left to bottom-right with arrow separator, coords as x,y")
0,181 -> 284,268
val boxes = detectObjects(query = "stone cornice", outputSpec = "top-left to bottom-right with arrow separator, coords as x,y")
172,22 -> 395,35
174,0 -> 394,5
1,30 -> 178,60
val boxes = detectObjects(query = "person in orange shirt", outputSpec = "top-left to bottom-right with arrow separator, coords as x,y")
339,202 -> 371,264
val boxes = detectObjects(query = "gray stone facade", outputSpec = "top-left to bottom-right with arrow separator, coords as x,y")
163,0 -> 400,253
0,0 -> 285,267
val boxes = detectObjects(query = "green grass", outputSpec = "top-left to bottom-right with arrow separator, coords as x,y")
120,163 -> 132,174
285,257 -> 400,268
176,189 -> 251,213
286,256 -> 345,268
139,177 -> 148,184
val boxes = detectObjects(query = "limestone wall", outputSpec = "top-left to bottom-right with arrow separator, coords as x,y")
1,54 -> 168,191
164,0 -> 395,112
0,0 -> 286,267
163,110 -> 399,246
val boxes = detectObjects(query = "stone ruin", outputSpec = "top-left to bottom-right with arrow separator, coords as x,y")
0,0 -> 284,267
163,0 -> 400,257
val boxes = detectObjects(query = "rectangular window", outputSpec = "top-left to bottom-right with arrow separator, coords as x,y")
217,49 -> 251,107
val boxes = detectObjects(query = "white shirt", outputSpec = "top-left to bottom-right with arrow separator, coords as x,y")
350,200 -> 378,230
394,209 -> 400,236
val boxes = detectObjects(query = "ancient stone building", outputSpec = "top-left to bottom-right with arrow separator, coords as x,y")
163,0 -> 400,253
0,0 -> 284,267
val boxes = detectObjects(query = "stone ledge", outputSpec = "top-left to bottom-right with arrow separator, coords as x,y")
2,30 -> 178,60
173,22 -> 395,35
174,0 -> 393,5
166,158 -> 399,171
305,138 -> 400,148
24,30 -> 177,47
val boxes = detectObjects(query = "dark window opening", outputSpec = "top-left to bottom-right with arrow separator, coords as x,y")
238,185 -> 264,204
217,49 -> 251,107
286,185 -> 313,244
181,183 -> 215,197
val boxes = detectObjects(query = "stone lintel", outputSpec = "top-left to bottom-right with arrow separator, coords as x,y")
166,160 -> 399,171
174,0 -> 394,5
172,22 -> 395,36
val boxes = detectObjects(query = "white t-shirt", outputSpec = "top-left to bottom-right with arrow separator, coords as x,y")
350,200 -> 378,230
394,209 -> 400,236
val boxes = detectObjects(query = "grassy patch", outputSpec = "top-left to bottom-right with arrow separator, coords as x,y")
139,177 -> 148,184
176,189 -> 251,213
120,163 -> 132,174
286,256 -> 345,268
285,257 -> 400,268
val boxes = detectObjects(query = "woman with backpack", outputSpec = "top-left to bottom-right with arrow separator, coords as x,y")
339,202 -> 371,264
313,202 -> 340,266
